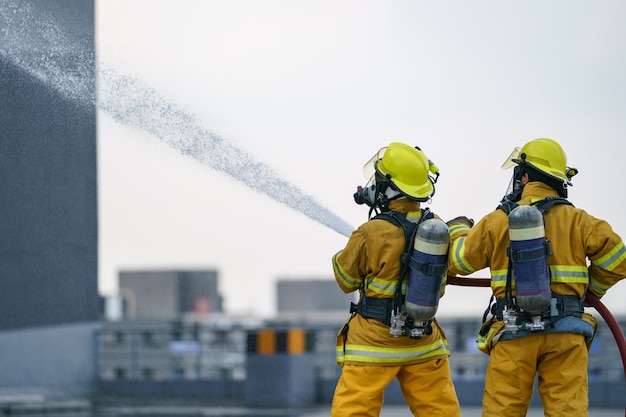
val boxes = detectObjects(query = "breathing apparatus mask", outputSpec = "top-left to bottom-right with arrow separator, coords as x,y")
353,171 -> 398,207
353,147 -> 390,208
353,171 -> 396,219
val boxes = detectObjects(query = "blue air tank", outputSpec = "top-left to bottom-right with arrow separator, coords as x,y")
508,205 -> 552,315
404,218 -> 449,322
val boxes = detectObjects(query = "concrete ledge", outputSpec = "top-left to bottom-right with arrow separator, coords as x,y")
97,379 -> 245,399
0,388 -> 91,414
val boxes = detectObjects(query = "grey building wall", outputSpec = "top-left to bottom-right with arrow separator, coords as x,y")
0,0 -> 97,330
119,270 -> 222,320
276,278 -> 355,313
0,0 -> 98,393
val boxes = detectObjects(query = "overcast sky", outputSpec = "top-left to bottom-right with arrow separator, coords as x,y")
95,0 -> 626,319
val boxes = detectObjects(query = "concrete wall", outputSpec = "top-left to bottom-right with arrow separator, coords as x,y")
0,323 -> 98,395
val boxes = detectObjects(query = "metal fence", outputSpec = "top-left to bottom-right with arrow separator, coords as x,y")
97,321 -> 248,381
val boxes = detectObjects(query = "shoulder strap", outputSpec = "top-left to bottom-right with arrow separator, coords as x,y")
373,211 -> 414,250
373,210 -> 409,229
497,196 -> 573,215
531,197 -> 574,214
497,199 -> 518,215
373,208 -> 434,254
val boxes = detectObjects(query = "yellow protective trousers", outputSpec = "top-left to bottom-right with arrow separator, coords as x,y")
483,332 -> 589,417
330,358 -> 461,417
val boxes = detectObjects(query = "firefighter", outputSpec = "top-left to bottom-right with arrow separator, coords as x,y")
447,138 -> 626,416
330,142 -> 461,417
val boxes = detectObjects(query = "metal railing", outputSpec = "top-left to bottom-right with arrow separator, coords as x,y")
96,316 -> 625,384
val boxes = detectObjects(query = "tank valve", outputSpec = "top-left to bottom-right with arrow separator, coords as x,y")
522,315 -> 546,332
389,311 -> 406,337
503,307 -> 520,332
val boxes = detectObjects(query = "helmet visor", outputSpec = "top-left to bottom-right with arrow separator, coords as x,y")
363,147 -> 387,181
501,147 -> 521,170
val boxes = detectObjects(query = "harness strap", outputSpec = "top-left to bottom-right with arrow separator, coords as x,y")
507,240 -> 552,262
497,196 -> 574,215
409,258 -> 447,276
350,298 -> 393,326
350,298 -> 433,335
493,293 -> 584,326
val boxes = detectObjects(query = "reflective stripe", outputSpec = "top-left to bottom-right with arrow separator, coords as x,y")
336,346 -> 344,363
332,252 -> 409,297
448,223 -> 469,237
589,279 -> 610,296
332,251 -> 360,290
549,265 -> 589,284
337,341 -> 450,365
490,270 -> 508,287
595,241 -> 626,272
491,266 -> 589,289
477,326 -> 499,352
366,276 -> 406,297
450,236 -> 475,274
406,213 -> 422,223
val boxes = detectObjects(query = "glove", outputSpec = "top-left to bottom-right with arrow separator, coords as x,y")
446,216 -> 474,228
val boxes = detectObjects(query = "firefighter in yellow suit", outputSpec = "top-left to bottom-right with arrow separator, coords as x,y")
447,138 -> 626,417
330,142 -> 461,417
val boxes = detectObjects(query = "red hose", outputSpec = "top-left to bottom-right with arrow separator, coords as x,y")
447,276 -> 626,382
584,292 -> 626,382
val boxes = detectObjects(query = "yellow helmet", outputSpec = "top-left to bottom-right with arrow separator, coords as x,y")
364,142 -> 438,201
502,138 -> 577,184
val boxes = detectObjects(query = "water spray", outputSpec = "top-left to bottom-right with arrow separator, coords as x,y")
98,66 -> 354,238
0,0 -> 354,238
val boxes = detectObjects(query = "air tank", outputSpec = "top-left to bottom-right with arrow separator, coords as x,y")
404,218 -> 449,322
508,205 -> 552,315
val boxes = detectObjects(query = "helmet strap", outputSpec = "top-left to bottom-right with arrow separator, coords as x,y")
372,172 -> 392,212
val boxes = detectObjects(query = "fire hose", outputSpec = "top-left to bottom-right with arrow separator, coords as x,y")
447,275 -> 626,383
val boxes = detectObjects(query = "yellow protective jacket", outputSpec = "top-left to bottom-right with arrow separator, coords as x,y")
332,198 -> 451,366
448,182 -> 626,350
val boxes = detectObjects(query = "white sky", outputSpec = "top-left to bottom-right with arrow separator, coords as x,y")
95,0 -> 626,319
